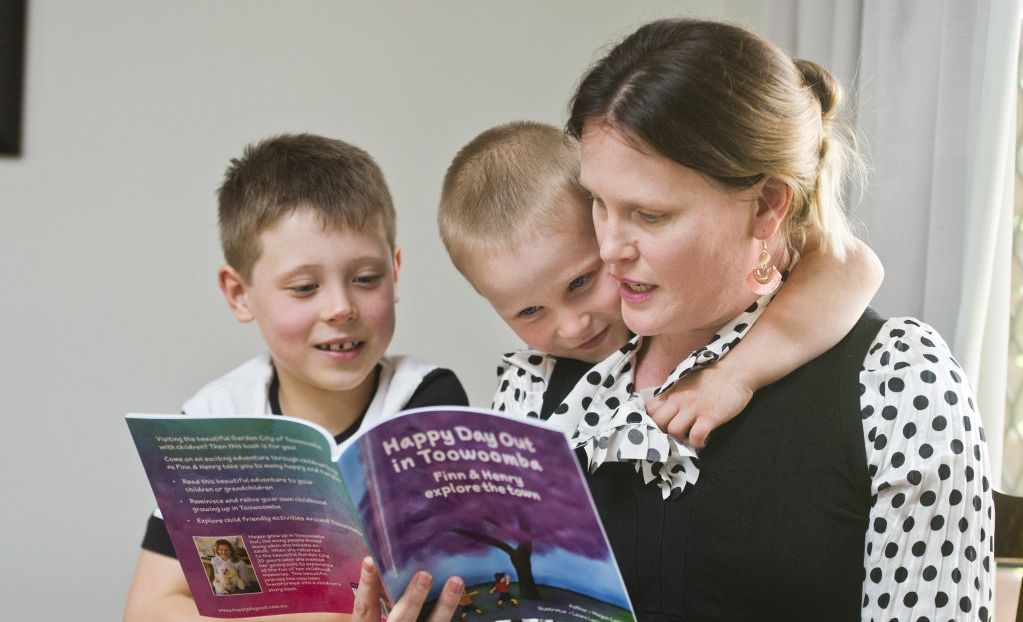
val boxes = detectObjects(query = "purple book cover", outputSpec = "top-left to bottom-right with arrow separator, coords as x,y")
339,407 -> 635,622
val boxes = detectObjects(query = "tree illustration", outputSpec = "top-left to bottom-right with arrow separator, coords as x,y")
355,410 -> 611,600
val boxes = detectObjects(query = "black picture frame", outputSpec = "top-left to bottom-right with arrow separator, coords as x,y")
0,0 -> 26,156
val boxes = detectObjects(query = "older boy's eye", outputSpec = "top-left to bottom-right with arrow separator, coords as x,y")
568,273 -> 590,292
517,306 -> 542,318
290,284 -> 318,295
637,211 -> 665,224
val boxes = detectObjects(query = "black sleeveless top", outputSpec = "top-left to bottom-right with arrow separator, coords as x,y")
544,310 -> 884,621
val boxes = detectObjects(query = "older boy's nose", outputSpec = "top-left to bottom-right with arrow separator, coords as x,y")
322,291 -> 355,322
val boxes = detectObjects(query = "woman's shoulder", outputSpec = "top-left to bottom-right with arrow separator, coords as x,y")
857,315 -> 986,490
862,316 -> 967,384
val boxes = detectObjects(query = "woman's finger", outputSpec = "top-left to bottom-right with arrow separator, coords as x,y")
424,576 -> 465,622
353,557 -> 384,622
386,571 -> 433,621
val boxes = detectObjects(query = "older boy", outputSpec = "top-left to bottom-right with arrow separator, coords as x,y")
438,120 -> 882,444
125,133 -> 468,622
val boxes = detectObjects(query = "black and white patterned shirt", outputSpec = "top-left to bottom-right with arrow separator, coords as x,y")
492,314 -> 993,621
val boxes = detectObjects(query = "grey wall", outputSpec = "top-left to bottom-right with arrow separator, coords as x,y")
0,1 -> 766,619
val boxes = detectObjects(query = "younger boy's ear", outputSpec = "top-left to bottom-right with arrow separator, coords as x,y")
391,246 -> 402,303
752,176 -> 793,240
218,265 -> 255,323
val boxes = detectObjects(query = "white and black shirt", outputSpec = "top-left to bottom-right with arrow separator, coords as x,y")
493,311 -> 992,621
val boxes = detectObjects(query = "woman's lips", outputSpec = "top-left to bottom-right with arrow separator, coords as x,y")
614,276 -> 657,303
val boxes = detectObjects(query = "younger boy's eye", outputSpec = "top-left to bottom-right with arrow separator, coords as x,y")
637,211 -> 664,224
568,273 -> 591,292
517,306 -> 542,318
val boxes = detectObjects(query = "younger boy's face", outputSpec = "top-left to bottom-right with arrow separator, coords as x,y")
464,218 -> 629,363
222,208 -> 398,403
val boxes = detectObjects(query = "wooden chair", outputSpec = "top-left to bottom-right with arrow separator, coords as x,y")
994,490 -> 1023,622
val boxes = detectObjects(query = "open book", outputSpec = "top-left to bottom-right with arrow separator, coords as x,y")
127,406 -> 635,621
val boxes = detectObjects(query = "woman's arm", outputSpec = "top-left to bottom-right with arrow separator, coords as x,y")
858,318 -> 992,620
649,237 -> 884,446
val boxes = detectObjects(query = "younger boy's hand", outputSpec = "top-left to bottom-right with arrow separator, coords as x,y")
352,557 -> 463,622
646,366 -> 754,448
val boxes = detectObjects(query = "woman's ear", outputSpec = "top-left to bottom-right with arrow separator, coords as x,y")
218,265 -> 255,323
753,176 -> 792,240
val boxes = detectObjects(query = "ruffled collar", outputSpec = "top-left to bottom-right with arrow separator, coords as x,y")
502,292 -> 775,499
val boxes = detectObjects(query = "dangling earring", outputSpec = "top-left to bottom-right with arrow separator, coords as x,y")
746,241 -> 781,295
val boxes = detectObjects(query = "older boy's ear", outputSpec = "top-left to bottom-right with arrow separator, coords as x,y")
392,246 -> 402,303
218,265 -> 255,323
752,176 -> 792,240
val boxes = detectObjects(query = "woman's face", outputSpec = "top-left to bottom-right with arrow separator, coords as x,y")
579,123 -> 762,344
216,544 -> 233,560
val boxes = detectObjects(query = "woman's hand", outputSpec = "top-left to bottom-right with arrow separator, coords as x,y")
352,557 -> 463,622
646,365 -> 754,448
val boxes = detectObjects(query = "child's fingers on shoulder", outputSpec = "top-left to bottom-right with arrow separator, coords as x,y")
665,410 -> 697,441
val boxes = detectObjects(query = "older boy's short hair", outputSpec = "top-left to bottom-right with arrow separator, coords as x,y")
218,133 -> 396,280
438,121 -> 590,273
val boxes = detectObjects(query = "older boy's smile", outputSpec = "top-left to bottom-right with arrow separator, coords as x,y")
315,339 -> 363,353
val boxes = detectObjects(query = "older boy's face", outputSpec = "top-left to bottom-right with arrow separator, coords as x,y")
236,209 -> 398,403
466,218 -> 629,363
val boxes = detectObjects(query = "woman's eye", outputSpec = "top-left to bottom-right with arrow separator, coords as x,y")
517,306 -> 542,318
568,273 -> 591,292
290,283 -> 318,295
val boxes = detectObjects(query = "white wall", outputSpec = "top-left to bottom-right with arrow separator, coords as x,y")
0,1 -> 767,619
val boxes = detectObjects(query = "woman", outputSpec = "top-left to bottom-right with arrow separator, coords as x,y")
357,17 -> 993,622
562,17 -> 993,622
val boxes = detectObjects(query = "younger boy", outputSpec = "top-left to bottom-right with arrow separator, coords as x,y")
125,133 -> 468,622
438,121 -> 882,445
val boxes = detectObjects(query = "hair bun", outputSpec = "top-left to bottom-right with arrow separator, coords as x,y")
794,59 -> 841,118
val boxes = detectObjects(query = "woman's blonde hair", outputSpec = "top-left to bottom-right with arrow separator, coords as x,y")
567,18 -> 860,258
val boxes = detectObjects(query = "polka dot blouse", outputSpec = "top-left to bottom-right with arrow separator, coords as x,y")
492,316 -> 993,621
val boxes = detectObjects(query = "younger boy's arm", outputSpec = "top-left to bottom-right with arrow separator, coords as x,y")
647,237 -> 883,447
124,550 -> 349,622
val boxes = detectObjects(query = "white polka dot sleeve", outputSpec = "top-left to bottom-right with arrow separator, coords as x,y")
859,318 -> 993,621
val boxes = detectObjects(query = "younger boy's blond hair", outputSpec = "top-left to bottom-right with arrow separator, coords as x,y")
438,121 -> 591,274
218,133 -> 396,281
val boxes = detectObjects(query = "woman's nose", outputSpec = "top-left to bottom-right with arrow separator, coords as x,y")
596,214 -> 637,265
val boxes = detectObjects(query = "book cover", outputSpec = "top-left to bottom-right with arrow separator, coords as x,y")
128,407 -> 635,621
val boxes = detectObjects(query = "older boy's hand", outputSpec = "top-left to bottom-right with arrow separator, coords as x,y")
646,366 -> 754,448
352,556 -> 463,622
